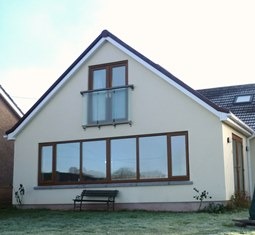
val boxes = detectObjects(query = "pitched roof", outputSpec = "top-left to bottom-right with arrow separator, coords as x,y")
0,85 -> 23,118
7,29 -> 249,138
198,84 -> 255,131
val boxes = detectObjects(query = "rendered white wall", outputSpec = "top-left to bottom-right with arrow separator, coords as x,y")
12,42 -> 245,208
222,123 -> 249,200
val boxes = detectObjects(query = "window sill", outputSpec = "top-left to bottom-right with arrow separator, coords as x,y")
34,181 -> 193,190
82,120 -> 132,129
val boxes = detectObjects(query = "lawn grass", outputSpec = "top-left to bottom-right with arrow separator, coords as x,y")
0,208 -> 255,234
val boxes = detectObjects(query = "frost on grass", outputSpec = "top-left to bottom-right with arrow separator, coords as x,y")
0,210 -> 254,234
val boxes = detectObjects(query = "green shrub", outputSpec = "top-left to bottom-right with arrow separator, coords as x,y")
204,202 -> 226,214
14,184 -> 25,205
193,188 -> 212,211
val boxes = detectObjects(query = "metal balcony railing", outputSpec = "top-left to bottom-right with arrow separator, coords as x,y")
81,85 -> 134,128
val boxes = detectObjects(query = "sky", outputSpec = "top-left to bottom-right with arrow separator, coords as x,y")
1,0 -> 255,112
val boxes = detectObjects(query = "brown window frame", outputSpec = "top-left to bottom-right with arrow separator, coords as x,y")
85,60 -> 130,126
38,131 -> 190,186
88,60 -> 128,90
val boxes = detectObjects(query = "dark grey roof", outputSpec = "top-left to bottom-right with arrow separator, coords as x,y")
198,84 -> 255,130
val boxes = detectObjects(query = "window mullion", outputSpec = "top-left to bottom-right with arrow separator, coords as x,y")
38,145 -> 42,184
167,134 -> 172,179
136,137 -> 140,180
107,65 -> 112,122
106,139 -> 111,182
80,142 -> 82,182
108,65 -> 112,88
185,133 -> 190,179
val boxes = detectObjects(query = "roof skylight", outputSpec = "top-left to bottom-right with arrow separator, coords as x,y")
234,95 -> 253,104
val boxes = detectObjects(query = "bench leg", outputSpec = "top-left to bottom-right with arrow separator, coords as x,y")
79,201 -> 83,211
73,200 -> 82,211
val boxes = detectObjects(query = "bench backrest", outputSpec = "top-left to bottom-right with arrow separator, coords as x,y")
81,190 -> 118,198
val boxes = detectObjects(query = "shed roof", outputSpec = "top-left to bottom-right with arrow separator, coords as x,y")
198,84 -> 255,131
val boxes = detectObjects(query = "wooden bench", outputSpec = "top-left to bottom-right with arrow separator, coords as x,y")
73,189 -> 118,211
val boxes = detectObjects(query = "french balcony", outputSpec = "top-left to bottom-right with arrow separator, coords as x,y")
81,85 -> 134,128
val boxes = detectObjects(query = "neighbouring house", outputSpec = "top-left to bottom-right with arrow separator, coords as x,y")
0,85 -> 23,206
6,30 -> 255,211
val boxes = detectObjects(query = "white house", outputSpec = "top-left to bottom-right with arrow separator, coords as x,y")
6,30 -> 255,211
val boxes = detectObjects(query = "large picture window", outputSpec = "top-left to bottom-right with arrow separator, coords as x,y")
38,132 -> 189,185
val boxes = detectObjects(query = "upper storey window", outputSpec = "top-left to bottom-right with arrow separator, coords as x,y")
81,61 -> 133,128
89,61 -> 127,89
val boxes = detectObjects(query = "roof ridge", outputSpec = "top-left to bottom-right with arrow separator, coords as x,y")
6,29 -> 230,136
198,83 -> 255,91
100,31 -> 229,113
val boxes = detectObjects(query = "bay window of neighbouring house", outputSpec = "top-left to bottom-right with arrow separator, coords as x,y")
80,60 -> 134,128
38,132 -> 189,185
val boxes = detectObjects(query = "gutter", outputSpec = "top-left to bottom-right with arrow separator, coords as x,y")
220,112 -> 254,137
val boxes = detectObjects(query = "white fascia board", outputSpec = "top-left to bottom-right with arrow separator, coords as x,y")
106,37 -> 225,119
221,112 -> 254,137
0,88 -> 23,117
7,38 -> 107,140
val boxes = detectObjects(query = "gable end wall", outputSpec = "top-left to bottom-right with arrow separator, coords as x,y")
12,42 -> 234,210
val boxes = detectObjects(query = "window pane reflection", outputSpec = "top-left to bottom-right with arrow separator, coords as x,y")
112,66 -> 125,87
112,88 -> 127,120
93,69 -> 106,89
82,141 -> 106,181
111,138 -> 136,180
171,136 -> 187,176
41,146 -> 53,181
56,143 -> 80,182
90,91 -> 107,122
139,136 -> 167,179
